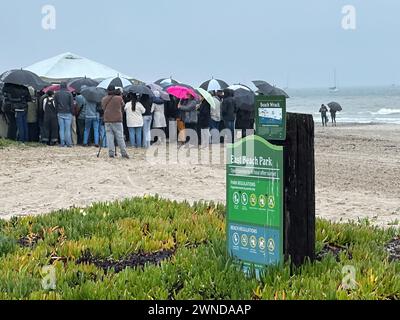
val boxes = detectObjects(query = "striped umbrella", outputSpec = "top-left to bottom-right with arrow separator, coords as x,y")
200,78 -> 229,92
155,78 -> 180,88
98,77 -> 132,89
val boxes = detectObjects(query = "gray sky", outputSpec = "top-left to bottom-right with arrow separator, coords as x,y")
0,0 -> 399,88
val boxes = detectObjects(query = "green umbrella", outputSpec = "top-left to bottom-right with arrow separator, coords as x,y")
196,87 -> 216,109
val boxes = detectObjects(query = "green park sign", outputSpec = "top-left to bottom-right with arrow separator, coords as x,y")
227,135 -> 284,273
255,95 -> 287,141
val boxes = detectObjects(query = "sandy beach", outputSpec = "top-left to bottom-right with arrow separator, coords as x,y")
0,123 -> 399,227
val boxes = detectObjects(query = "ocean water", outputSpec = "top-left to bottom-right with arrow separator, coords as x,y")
285,86 -> 400,125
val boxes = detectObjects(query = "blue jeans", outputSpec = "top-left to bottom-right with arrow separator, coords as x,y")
225,120 -> 235,143
15,111 -> 29,142
128,127 -> 142,148
57,113 -> 73,146
142,116 -> 152,148
83,118 -> 100,145
99,122 -> 107,147
210,119 -> 220,144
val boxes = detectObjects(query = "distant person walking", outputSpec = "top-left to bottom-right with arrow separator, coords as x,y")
319,104 -> 328,127
330,108 -> 337,127
55,82 -> 74,147
102,85 -> 129,159
125,93 -> 145,148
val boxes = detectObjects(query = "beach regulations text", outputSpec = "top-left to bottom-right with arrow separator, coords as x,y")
227,136 -> 284,274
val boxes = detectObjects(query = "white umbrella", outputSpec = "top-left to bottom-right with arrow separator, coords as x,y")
197,88 -> 216,109
98,77 -> 132,89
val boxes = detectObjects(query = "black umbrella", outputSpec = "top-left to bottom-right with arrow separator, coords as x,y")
0,69 -> 48,90
228,85 -> 255,110
81,87 -> 107,103
253,80 -> 290,98
124,85 -> 154,97
68,78 -> 99,92
1,83 -> 31,100
328,102 -> 342,112
200,78 -> 229,92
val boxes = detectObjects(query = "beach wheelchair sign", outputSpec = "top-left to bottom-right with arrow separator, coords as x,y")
227,135 -> 284,274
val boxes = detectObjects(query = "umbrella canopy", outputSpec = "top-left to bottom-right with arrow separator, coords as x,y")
43,84 -> 75,93
0,69 -> 49,90
1,83 -> 31,99
196,88 -> 216,109
253,80 -> 290,98
98,77 -> 132,89
155,78 -> 180,88
147,83 -> 170,101
124,84 -> 154,97
228,84 -> 255,110
166,85 -> 198,100
81,87 -> 107,103
25,52 -> 133,82
68,77 -> 99,92
328,102 -> 343,112
200,78 -> 229,92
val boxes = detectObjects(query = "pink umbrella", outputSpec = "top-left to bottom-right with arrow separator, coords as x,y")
43,84 -> 75,93
166,85 -> 198,100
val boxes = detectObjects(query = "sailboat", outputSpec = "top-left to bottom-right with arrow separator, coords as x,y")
329,69 -> 339,93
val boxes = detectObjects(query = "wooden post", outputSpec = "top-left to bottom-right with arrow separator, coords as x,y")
272,112 -> 315,266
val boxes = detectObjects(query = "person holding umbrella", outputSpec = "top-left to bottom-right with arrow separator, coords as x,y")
221,89 -> 237,143
177,94 -> 198,147
330,108 -> 337,127
328,102 -> 342,127
54,82 -> 74,147
41,91 -> 59,146
124,93 -> 146,148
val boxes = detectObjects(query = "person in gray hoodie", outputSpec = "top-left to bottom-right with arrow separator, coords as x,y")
178,94 -> 198,146
54,82 -> 73,147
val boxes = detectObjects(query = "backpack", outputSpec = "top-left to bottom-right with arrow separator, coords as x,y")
45,98 -> 56,112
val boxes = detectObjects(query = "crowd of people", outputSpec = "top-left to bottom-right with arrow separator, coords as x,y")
0,82 -> 256,158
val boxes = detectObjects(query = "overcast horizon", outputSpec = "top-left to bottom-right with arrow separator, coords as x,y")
1,0 -> 399,89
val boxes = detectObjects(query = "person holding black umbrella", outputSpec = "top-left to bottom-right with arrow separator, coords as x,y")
330,108 -> 337,127
221,89 -> 236,143
54,82 -> 74,147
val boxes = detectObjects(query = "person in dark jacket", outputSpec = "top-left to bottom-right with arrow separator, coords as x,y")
165,95 -> 179,140
198,98 -> 211,147
41,91 -> 58,145
54,82 -> 73,147
235,103 -> 255,139
319,104 -> 328,127
178,95 -> 198,146
221,89 -> 236,143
